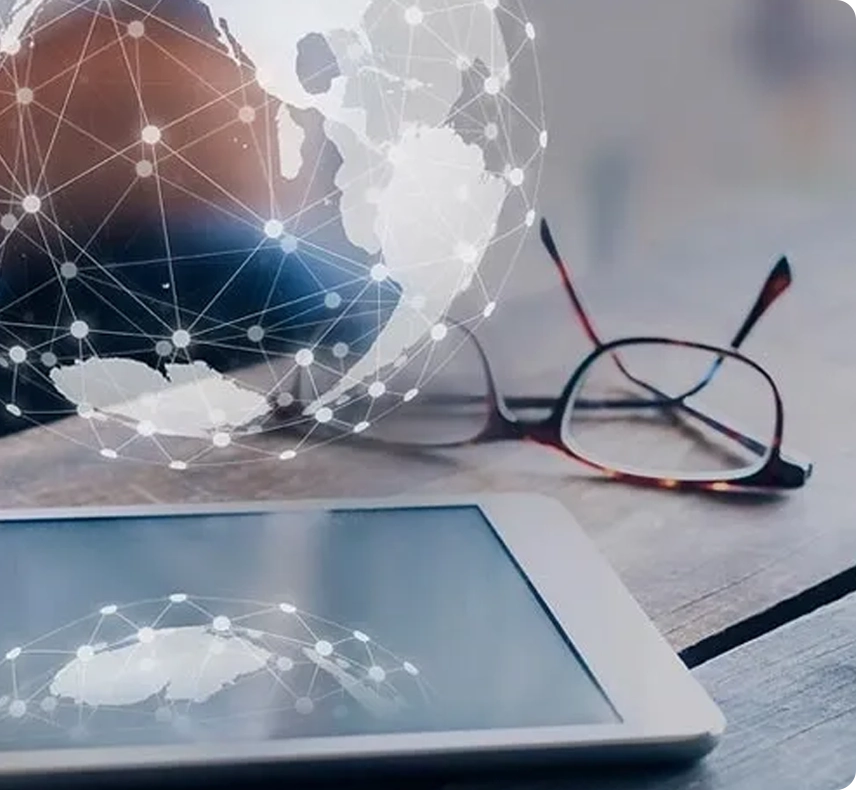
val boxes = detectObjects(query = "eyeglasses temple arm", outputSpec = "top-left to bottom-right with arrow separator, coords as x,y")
573,394 -> 768,457
540,219 -> 605,349
730,256 -> 793,349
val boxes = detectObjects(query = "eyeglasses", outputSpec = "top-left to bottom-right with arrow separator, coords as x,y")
272,220 -> 812,493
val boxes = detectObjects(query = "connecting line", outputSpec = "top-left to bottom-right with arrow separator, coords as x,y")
679,564 -> 856,669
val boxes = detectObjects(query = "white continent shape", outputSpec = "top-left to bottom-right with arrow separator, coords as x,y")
0,0 -> 519,436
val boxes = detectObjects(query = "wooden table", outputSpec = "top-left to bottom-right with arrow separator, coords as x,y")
3,2 -> 856,787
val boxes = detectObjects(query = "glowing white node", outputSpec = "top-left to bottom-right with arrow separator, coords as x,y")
100,448 -> 118,460
483,301 -> 498,318
456,242 -> 479,265
540,130 -> 549,148
525,210 -> 537,228
0,214 -> 17,231
247,325 -> 265,343
431,324 -> 448,342
16,87 -> 33,105
404,661 -> 420,676
276,392 -> 295,409
8,700 -> 26,719
353,630 -> 370,643
404,6 -> 424,26
76,645 -> 95,663
40,697 -> 58,713
41,352 -> 57,367
526,21 -> 537,39
455,55 -> 471,71
100,604 -> 118,615
238,105 -> 256,124
368,381 -> 386,399
404,388 -> 419,403
484,0 -> 499,8
212,432 -> 232,449
276,657 -> 294,672
70,320 -> 89,339
371,263 -> 389,282
21,195 -> 41,214
353,421 -> 370,434
172,329 -> 191,349
333,342 -> 350,359
155,340 -> 173,357
484,76 -> 501,96
324,292 -> 342,310
315,407 -> 334,424
279,450 -> 297,461
127,20 -> 145,38
315,640 -> 334,657
141,125 -> 161,145
508,167 -> 525,187
212,616 -> 231,632
9,346 -> 26,364
60,261 -> 78,279
295,349 -> 314,368
264,219 -> 284,239
169,593 -> 188,603
5,647 -> 21,661
137,627 -> 155,644
6,404 -> 21,418
279,603 -> 297,614
169,460 -> 188,471
295,697 -> 314,715
280,233 -> 299,254
136,420 -> 156,437
368,666 -> 386,683
135,160 -> 154,178
484,123 -> 499,141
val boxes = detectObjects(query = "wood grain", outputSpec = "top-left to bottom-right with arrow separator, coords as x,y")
442,593 -> 856,790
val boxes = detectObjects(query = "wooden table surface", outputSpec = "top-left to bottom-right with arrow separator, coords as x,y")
3,1 -> 856,787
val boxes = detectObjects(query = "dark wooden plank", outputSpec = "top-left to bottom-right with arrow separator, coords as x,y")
441,593 -> 856,790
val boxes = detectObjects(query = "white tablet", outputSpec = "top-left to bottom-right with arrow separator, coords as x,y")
0,494 -> 724,784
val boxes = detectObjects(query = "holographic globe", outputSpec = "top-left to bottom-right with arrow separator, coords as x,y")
0,0 -> 546,468
0,595 -> 429,747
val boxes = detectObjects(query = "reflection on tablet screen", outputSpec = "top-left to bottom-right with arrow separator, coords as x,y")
0,506 -> 618,751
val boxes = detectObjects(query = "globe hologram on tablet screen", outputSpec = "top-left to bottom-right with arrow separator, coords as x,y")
0,595 -> 430,747
0,0 -> 546,468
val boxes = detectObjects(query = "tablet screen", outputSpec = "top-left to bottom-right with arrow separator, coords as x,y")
0,506 -> 618,752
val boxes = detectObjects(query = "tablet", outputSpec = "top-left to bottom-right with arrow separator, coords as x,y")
0,495 -> 724,784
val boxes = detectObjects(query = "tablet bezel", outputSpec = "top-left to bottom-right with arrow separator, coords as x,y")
0,493 -> 724,779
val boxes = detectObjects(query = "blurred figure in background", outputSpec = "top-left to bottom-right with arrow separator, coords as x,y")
583,137 -> 637,271
742,0 -> 831,182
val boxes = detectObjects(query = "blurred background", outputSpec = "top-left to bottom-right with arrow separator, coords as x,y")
480,0 -> 856,393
